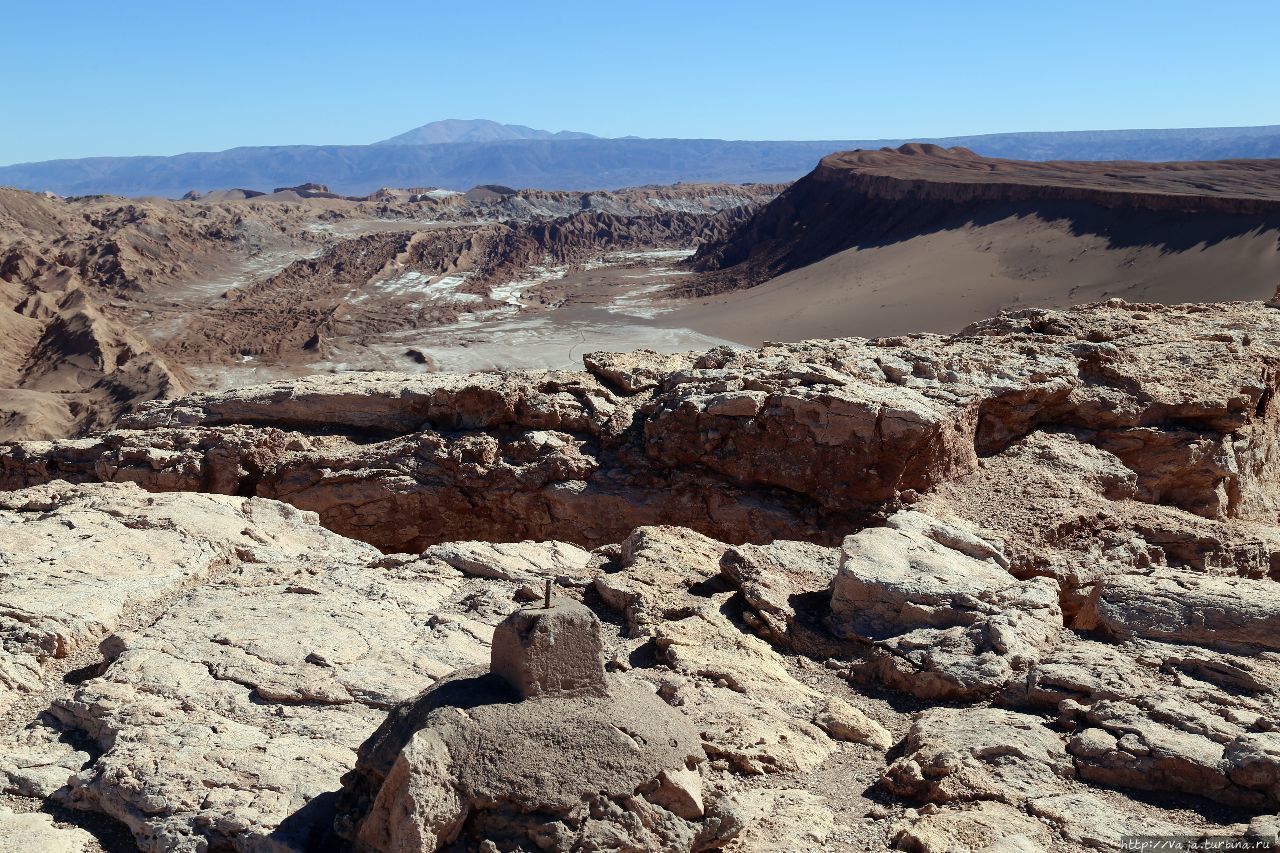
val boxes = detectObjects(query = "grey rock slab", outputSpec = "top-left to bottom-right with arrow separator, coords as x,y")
0,481 -> 346,710
882,707 -> 1074,805
1076,568 -> 1280,653
1065,698 -> 1280,808
831,511 -> 1062,700
0,807 -> 95,853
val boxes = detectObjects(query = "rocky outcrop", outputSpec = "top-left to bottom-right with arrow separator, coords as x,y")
880,707 -> 1209,848
1075,570 -> 1280,652
829,511 -> 1062,699
592,525 -> 840,776
0,182 -> 779,442
1063,698 -> 1280,809
0,483 -> 859,850
0,481 -> 342,710
882,707 -> 1075,805
5,299 -> 1280,850
7,301 -> 1280,554
813,696 -> 893,749
0,480 -> 617,851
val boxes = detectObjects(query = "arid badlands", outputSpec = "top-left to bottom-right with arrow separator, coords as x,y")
5,142 -> 1280,853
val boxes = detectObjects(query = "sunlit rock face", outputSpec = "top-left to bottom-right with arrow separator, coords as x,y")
4,299 -> 1280,850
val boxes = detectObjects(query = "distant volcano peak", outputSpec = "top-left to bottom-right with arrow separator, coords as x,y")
374,119 -> 598,146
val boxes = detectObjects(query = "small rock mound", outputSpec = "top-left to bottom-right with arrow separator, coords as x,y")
335,598 -> 739,852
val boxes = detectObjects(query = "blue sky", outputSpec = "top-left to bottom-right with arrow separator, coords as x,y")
3,0 -> 1277,165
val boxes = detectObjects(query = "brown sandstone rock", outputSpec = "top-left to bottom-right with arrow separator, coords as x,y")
490,597 -> 609,700
589,524 -> 838,774
719,538 -> 843,655
653,601 -> 818,708
1025,791 -> 1197,849
582,349 -> 696,393
11,301 -> 1280,554
594,525 -> 730,636
336,602 -> 734,853
686,682 -> 834,775
422,539 -> 592,585
0,483 -> 595,850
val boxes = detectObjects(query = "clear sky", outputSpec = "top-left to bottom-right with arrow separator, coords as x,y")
4,0 -> 1277,165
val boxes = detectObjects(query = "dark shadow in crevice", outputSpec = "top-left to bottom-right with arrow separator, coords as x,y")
263,789 -> 342,853
36,801 -> 142,853
62,659 -> 110,685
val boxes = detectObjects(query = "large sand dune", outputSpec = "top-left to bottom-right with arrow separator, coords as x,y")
665,206 -> 1280,343
671,145 -> 1280,343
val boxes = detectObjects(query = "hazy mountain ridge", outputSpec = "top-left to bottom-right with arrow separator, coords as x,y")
3,123 -> 1280,198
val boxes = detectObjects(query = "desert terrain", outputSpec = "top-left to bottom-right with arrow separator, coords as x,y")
5,300 -> 1280,851
0,181 -> 776,441
6,146 -> 1280,445
4,147 -> 1280,852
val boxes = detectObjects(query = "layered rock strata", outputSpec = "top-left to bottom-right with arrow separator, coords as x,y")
686,144 -> 1280,292
4,301 -> 1280,555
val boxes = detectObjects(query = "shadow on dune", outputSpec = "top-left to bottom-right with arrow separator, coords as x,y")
689,188 -> 1280,289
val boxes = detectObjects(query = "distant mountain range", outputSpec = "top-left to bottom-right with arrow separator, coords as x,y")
3,119 -> 1279,199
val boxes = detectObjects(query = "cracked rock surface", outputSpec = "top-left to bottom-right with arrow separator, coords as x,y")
2,300 -> 1280,850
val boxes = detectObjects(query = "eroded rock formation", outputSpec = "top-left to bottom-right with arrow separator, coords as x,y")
685,144 -> 1280,293
6,300 -> 1280,551
0,182 -> 780,442
3,298 -> 1280,851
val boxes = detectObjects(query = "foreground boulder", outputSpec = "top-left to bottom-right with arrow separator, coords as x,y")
336,598 -> 737,852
